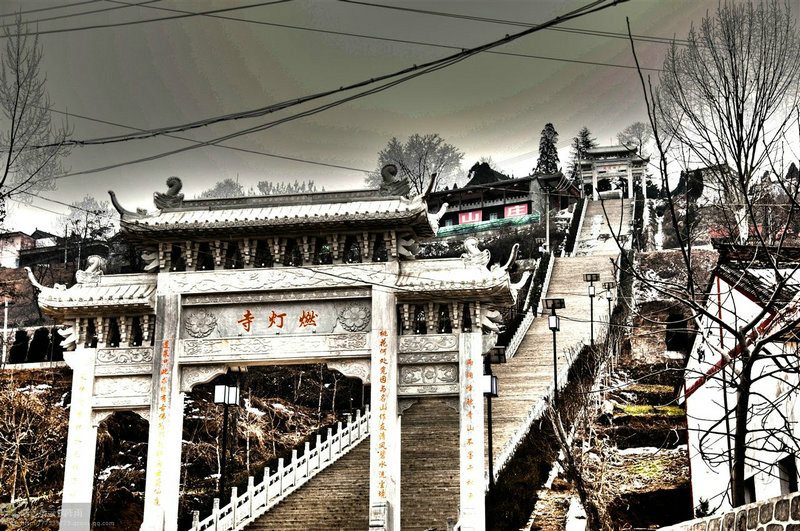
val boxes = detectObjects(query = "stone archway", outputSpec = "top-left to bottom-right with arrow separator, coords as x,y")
93,411 -> 150,529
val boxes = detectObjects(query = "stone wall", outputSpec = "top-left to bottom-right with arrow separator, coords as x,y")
660,493 -> 800,530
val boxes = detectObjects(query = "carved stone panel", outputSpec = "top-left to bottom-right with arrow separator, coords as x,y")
183,311 -> 217,338
180,300 -> 371,338
398,352 -> 458,364
94,347 -> 155,376
180,333 -> 369,364
398,362 -> 459,396
398,334 -> 458,353
92,376 -> 152,409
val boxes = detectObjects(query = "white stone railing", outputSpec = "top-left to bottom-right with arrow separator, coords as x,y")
535,253 -> 556,317
566,197 -> 589,257
491,344 -> 582,486
505,309 -> 534,361
189,406 -> 370,531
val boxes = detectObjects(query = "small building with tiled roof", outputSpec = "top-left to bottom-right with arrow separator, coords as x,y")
427,164 -> 544,237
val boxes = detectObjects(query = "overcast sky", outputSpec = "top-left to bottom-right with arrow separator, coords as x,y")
0,0 -> 767,234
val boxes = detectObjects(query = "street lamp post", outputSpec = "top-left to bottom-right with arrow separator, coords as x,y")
543,298 -> 565,407
583,273 -> 600,345
483,346 -> 504,489
214,373 -> 241,503
602,281 -> 616,320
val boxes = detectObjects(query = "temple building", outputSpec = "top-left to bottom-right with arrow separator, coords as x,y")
579,144 -> 649,200
27,167 -> 524,531
426,162 -> 542,237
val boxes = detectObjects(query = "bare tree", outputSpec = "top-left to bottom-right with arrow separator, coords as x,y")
617,121 -> 652,156
656,0 -> 800,244
367,133 -> 464,195
623,0 -> 800,510
63,194 -> 116,242
0,15 -> 70,223
197,178 -> 249,199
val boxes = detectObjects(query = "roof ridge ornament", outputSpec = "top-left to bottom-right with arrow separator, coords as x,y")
154,176 -> 184,209
461,237 -> 490,267
75,255 -> 107,285
108,190 -> 146,219
379,164 -> 411,197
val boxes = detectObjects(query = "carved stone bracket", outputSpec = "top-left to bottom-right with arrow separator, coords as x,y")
180,365 -> 228,392
398,334 -> 457,353
327,359 -> 371,384
398,398 -> 418,415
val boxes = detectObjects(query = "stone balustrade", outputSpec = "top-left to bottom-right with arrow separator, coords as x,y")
659,493 -> 800,531
190,407 -> 370,531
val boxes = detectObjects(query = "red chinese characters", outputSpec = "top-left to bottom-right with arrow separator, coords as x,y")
268,310 -> 286,329
377,329 -> 389,499
238,309 -> 255,332
298,309 -> 318,328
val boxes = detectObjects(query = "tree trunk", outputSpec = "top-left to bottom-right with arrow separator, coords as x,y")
731,360 -> 753,507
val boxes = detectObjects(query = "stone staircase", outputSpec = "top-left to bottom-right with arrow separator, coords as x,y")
235,199 -> 632,529
486,199 -> 630,481
246,440 -> 369,530
574,197 -> 633,256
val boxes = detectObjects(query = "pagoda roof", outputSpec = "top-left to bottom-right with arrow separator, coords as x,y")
26,270 -> 156,318
111,177 -> 438,240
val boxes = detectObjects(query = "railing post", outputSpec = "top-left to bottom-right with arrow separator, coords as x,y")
277,458 -> 284,494
355,409 -> 362,438
336,422 -> 343,453
248,476 -> 255,518
212,498 -> 220,531
290,449 -> 298,487
231,486 -> 238,525
263,466 -> 270,500
304,442 -> 311,478
326,428 -> 333,461
192,510 -> 199,530
315,434 -> 322,467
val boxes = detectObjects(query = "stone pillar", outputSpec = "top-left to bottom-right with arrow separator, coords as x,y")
368,284 -> 400,530
60,347 -> 98,531
641,167 -> 649,227
141,293 -> 184,531
592,167 -> 599,201
458,332 -> 486,530
626,165 -> 634,200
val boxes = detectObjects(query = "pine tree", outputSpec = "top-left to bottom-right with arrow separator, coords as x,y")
535,123 -> 560,174
568,126 -> 596,180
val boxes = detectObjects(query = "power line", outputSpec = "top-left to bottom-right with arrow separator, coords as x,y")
0,0 -> 292,38
46,107 -> 372,173
109,0 -> 662,71
0,0 -> 102,19
28,0 -> 651,154
3,0 -> 163,29
337,0 -> 691,47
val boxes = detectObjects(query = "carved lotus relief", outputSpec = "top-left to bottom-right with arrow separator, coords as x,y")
184,311 -> 218,338
337,306 -> 371,332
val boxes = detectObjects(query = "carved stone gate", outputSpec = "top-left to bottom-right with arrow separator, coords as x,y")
29,173 -> 523,531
